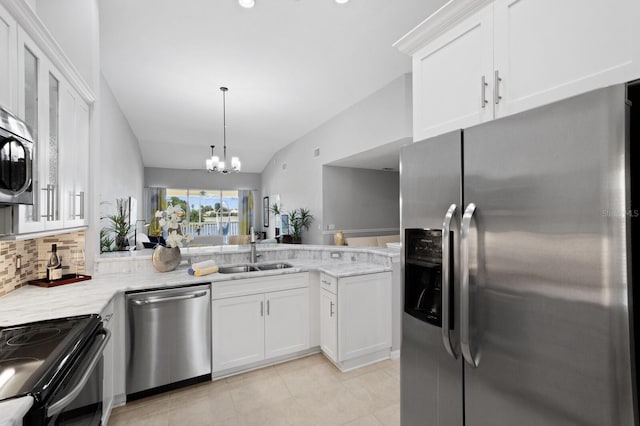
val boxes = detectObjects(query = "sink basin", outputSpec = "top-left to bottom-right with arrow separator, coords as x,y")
217,265 -> 260,274
257,263 -> 293,270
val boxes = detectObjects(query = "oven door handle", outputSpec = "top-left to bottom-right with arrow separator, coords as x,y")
47,329 -> 111,418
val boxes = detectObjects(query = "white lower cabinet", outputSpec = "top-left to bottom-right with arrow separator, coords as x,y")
265,288 -> 309,359
319,272 -> 392,369
319,289 -> 338,361
212,293 -> 265,372
212,273 -> 310,373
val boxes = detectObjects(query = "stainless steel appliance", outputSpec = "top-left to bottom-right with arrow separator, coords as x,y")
126,285 -> 211,399
400,84 -> 637,425
0,314 -> 110,425
0,106 -> 33,205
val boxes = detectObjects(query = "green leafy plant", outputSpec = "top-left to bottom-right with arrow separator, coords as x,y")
100,228 -> 114,253
106,198 -> 131,251
287,208 -> 313,242
270,202 -> 280,216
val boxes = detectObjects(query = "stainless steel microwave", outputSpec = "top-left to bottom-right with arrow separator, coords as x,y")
0,106 -> 33,205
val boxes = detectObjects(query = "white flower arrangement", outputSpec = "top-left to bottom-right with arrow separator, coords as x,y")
155,205 -> 194,248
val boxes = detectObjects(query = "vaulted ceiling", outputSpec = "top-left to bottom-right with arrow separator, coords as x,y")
99,0 -> 444,173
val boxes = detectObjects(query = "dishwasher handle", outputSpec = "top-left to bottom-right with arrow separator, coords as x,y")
131,291 -> 208,306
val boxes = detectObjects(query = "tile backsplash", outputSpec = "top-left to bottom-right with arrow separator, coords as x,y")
0,231 -> 85,296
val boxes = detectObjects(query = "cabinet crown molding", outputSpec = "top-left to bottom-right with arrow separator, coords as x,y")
393,0 -> 493,55
1,0 -> 95,103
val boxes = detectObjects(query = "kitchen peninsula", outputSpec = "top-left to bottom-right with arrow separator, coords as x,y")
0,244 -> 400,424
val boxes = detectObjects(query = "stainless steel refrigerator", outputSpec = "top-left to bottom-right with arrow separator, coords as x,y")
400,84 -> 637,425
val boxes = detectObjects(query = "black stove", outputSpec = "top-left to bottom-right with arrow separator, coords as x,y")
0,315 -> 107,425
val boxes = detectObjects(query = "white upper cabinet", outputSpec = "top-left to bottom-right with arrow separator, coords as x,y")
493,0 -> 640,118
0,3 -> 17,111
0,2 -> 94,238
60,82 -> 89,228
396,0 -> 640,141
411,3 -> 494,141
15,28 -> 65,232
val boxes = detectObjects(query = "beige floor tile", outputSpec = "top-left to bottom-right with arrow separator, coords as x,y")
114,393 -> 172,419
294,383 -> 371,425
273,353 -> 327,373
278,361 -> 342,396
341,369 -> 400,411
237,398 -> 296,426
170,378 -> 230,405
107,354 -> 401,426
169,389 -> 236,425
169,392 -> 236,426
373,403 -> 400,426
343,414 -> 384,426
224,365 -> 279,389
229,373 -> 292,413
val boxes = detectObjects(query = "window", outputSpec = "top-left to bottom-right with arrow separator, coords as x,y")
162,188 -> 256,244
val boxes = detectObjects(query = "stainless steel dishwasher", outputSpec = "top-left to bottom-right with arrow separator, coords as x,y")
126,284 -> 211,399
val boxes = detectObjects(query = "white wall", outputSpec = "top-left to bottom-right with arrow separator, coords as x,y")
35,0 -> 100,92
145,168 -> 261,191
100,74 -> 145,216
261,74 -> 412,244
322,166 -> 399,244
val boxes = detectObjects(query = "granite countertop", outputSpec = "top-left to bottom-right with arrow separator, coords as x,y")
0,258 -> 391,327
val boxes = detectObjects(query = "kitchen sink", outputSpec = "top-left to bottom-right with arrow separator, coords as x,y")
216,263 -> 293,274
217,265 -> 260,274
257,262 -> 293,270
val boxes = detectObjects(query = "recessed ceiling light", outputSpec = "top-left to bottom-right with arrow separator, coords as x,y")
238,0 -> 255,8
335,0 -> 350,3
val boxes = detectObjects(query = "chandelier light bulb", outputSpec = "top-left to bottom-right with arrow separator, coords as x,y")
238,0 -> 255,8
335,0 -> 350,4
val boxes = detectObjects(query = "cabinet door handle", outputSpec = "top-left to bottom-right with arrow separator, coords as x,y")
75,191 -> 85,219
481,75 -> 488,108
330,301 -> 335,317
260,300 -> 264,317
267,300 -> 270,315
494,70 -> 502,105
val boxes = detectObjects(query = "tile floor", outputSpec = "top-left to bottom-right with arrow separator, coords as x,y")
108,354 -> 400,426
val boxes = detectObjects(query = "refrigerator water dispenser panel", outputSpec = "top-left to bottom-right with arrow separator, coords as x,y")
404,229 -> 446,327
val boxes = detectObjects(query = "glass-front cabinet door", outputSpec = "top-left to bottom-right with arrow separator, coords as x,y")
60,79 -> 88,228
16,28 -> 63,232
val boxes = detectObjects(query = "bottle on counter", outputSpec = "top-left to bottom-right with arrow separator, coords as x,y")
47,244 -> 63,281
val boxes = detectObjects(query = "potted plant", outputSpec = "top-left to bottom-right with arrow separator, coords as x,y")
270,202 -> 281,236
151,204 -> 193,272
105,198 -> 131,251
286,208 -> 313,244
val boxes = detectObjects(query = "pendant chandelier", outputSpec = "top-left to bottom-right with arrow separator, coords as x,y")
206,87 -> 241,174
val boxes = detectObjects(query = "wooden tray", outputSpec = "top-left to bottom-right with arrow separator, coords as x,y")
29,274 -> 92,288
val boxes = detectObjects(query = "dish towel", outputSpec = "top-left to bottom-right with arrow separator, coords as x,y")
188,260 -> 219,276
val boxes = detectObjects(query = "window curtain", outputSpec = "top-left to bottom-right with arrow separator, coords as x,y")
238,190 -> 255,235
145,187 -> 166,236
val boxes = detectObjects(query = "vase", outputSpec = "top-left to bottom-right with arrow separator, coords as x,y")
152,246 -> 181,272
334,231 -> 345,246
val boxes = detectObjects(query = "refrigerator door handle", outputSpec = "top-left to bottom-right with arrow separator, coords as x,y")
441,203 -> 458,359
461,203 -> 478,368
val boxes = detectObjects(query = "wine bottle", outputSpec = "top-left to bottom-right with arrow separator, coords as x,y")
47,244 -> 62,281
